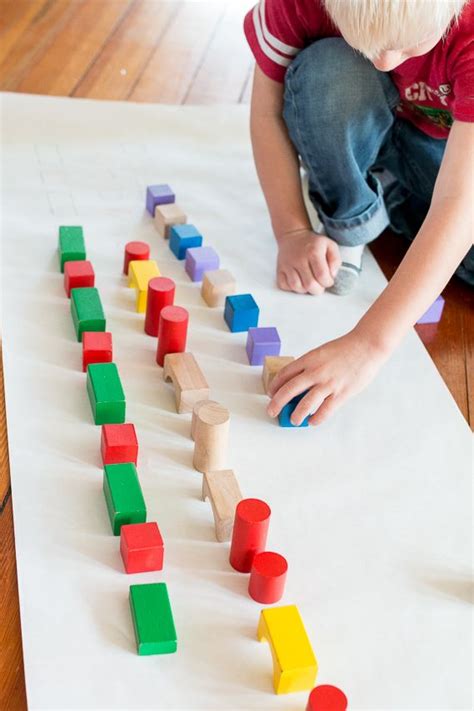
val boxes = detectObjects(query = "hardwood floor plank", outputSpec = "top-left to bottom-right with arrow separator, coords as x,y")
0,0 -> 79,91
0,0 -> 49,68
14,0 -> 133,96
239,64 -> 253,104
184,1 -> 252,104
129,1 -> 225,104
73,0 -> 180,101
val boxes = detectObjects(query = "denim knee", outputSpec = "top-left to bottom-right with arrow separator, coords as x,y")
283,38 -> 399,148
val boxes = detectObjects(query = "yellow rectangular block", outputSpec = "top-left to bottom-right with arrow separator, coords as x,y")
257,605 -> 317,694
128,260 -> 160,313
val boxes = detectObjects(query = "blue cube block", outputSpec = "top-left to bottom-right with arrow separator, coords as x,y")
278,392 -> 310,428
169,224 -> 203,260
146,184 -> 175,216
224,294 -> 259,333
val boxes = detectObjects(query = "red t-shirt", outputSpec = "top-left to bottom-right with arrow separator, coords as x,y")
244,0 -> 474,139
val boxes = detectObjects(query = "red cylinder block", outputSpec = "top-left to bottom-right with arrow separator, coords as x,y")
306,686 -> 348,711
229,498 -> 271,573
144,277 -> 175,336
248,551 -> 288,603
156,305 -> 189,367
123,241 -> 150,275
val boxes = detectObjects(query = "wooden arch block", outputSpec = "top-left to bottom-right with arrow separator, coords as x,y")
201,469 -> 242,542
257,605 -> 318,695
163,352 -> 209,414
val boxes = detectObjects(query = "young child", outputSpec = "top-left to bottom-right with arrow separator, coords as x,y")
244,0 -> 473,426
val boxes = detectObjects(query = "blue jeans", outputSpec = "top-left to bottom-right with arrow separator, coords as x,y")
282,38 -> 473,285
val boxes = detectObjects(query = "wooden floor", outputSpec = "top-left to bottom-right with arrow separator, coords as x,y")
0,2 -> 472,708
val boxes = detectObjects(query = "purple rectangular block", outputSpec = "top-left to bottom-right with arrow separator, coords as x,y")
246,327 -> 281,365
185,246 -> 220,282
146,184 -> 175,216
417,295 -> 445,325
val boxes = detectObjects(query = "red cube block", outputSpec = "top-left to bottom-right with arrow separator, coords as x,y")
120,522 -> 164,573
101,423 -> 138,466
82,332 -> 113,372
64,260 -> 95,297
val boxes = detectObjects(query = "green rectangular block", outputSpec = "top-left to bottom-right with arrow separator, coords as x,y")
103,462 -> 146,535
71,287 -> 106,342
87,362 -> 125,425
129,583 -> 177,656
58,225 -> 86,272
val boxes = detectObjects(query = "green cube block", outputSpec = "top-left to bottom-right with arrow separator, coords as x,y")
58,226 -> 86,272
103,462 -> 146,535
87,362 -> 125,425
70,287 -> 106,342
129,583 -> 177,656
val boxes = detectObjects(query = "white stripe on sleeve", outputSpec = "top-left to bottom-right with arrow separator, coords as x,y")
259,0 -> 299,56
252,4 -> 292,68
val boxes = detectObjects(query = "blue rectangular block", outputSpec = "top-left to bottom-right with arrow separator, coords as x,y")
224,294 -> 259,333
169,224 -> 203,260
185,246 -> 220,282
416,295 -> 445,325
146,184 -> 175,216
278,392 -> 310,428
246,327 -> 281,365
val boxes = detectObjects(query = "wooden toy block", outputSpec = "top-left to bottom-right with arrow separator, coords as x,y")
263,356 -> 295,395
257,605 -> 318,694
58,225 -> 86,272
416,295 -> 445,324
82,331 -> 113,372
185,246 -> 220,282
120,522 -> 164,574
123,241 -> 150,275
307,686 -> 348,711
156,305 -> 189,367
145,277 -> 175,337
101,423 -> 138,466
201,469 -> 242,542
70,287 -> 106,342
229,498 -> 271,572
103,462 -> 146,535
191,399 -> 216,440
87,362 -> 126,425
163,352 -> 209,414
169,224 -> 202,260
246,327 -> 281,365
64,260 -> 95,297
224,294 -> 259,333
249,551 -> 288,604
146,184 -> 175,216
201,269 -> 236,307
128,260 -> 160,313
278,391 -> 310,428
129,582 -> 177,655
154,203 -> 187,238
192,400 -> 230,473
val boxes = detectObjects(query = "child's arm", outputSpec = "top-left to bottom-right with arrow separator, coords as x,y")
268,120 -> 474,425
250,65 -> 341,294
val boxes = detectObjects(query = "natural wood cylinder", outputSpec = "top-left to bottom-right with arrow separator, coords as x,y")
192,401 -> 230,473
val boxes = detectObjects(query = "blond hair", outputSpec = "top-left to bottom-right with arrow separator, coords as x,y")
323,0 -> 468,59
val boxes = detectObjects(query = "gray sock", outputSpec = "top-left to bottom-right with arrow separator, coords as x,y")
329,245 -> 364,295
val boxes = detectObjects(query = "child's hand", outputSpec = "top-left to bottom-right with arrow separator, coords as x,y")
276,230 -> 341,295
267,329 -> 388,425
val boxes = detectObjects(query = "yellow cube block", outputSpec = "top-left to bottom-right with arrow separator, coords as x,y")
128,260 -> 160,313
257,605 -> 318,694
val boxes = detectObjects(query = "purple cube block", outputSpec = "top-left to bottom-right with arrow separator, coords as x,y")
246,327 -> 281,365
417,295 -> 445,325
185,246 -> 220,282
146,184 -> 175,216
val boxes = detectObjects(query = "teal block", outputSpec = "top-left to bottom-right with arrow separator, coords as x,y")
70,287 -> 106,342
103,462 -> 146,535
58,226 -> 86,272
129,583 -> 177,656
87,362 -> 125,425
